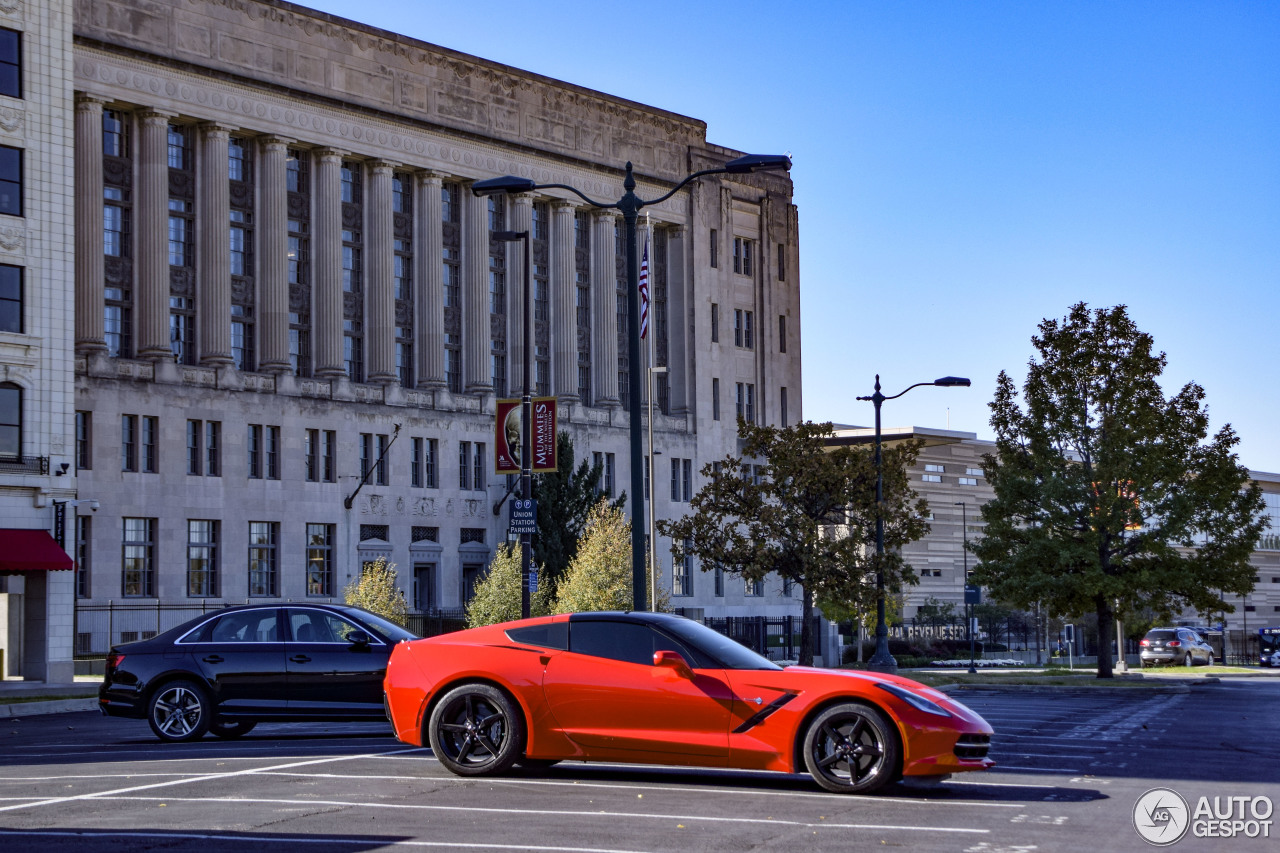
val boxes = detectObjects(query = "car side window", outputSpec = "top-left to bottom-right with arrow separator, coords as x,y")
288,609 -> 373,644
209,610 -> 279,643
569,620 -> 706,668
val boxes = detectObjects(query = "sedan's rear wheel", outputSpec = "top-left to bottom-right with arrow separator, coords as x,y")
209,720 -> 257,739
802,702 -> 899,794
428,684 -> 524,777
147,680 -> 212,743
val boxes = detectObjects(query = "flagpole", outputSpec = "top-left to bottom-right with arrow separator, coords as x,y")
642,214 -> 657,610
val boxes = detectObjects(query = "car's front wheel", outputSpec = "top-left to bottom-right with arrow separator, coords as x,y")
147,680 -> 212,743
209,720 -> 257,739
428,684 -> 524,777
1184,653 -> 1194,668
802,702 -> 899,795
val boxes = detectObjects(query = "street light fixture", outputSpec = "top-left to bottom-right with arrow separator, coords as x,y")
475,153 -> 791,610
491,229 -> 533,619
857,374 -> 970,673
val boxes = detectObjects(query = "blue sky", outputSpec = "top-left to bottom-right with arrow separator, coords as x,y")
306,1 -> 1280,472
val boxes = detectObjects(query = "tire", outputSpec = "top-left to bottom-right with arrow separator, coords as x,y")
428,684 -> 524,777
1183,653 -> 1194,668
802,702 -> 899,795
147,679 -> 213,743
209,720 -> 257,739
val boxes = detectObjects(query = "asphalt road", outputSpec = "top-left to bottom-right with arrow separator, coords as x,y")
1,678 -> 1277,853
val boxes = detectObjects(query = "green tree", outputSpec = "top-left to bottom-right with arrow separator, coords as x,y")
915,596 -> 957,628
973,303 -> 1265,678
465,543 -> 550,628
532,432 -> 626,596
660,419 -> 928,666
343,556 -> 408,626
553,499 -> 666,613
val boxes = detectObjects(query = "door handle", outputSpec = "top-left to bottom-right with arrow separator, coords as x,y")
290,655 -> 311,663
202,655 -> 224,664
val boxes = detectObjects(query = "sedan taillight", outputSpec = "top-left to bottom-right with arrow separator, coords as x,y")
1166,640 -> 1181,648
106,651 -> 125,675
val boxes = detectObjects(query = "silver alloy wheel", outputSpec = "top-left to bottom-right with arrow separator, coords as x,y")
148,681 -> 210,742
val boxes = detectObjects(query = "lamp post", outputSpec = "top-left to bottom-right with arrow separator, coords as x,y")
648,364 -> 667,609
857,374 -> 970,673
955,500 -> 977,674
491,228 -> 532,619
474,154 -> 791,610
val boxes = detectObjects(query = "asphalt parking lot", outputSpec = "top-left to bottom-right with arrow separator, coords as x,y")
1,678 -> 1278,852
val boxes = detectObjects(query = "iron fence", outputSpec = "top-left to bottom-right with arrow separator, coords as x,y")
700,615 -> 816,661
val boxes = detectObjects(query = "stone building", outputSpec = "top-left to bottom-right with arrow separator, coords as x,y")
68,0 -> 801,649
0,0 -> 77,681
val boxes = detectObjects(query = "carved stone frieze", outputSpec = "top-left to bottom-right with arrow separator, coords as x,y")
169,268 -> 194,296
0,224 -> 23,253
230,276 -> 252,304
0,106 -> 23,134
288,282 -> 310,313
103,157 -> 131,187
343,292 -> 362,318
229,180 -> 253,209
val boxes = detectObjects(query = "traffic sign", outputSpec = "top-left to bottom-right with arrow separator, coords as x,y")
509,498 -> 537,535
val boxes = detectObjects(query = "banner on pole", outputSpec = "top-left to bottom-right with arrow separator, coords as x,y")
495,397 -> 559,474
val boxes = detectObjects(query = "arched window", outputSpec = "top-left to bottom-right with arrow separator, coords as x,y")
0,382 -> 20,459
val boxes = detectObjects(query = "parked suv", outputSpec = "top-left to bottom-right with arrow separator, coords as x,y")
1139,627 -> 1214,667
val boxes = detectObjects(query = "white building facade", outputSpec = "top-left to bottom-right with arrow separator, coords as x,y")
68,0 -> 802,651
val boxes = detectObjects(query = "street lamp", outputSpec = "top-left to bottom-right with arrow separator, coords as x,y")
475,153 -> 791,610
648,364 -> 668,610
857,374 -> 970,673
491,229 -> 533,619
954,501 -> 977,674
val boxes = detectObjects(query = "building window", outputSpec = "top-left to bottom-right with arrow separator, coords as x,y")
76,516 -> 91,599
342,230 -> 361,292
714,565 -> 724,598
669,458 -> 693,503
205,421 -> 221,477
360,433 -> 374,482
779,315 -> 787,353
411,437 -> 424,488
322,430 -> 336,483
187,520 -> 219,598
424,438 -> 438,488
925,464 -> 944,473
683,459 -> 692,502
0,264 -> 20,332
266,426 -> 281,480
709,229 -> 718,268
102,110 -> 127,157
959,477 -> 978,486
230,210 -> 251,276
734,310 -> 754,349
186,419 -> 202,475
169,296 -> 194,364
644,454 -> 650,502
231,304 -> 254,371
0,28 -> 20,98
605,453 -> 616,497
122,517 -> 155,598
0,381 -> 18,459
305,429 -> 319,482
121,414 -> 137,472
344,320 -> 363,383
377,433 -> 390,486
166,124 -> 190,170
710,303 -> 719,343
733,238 -> 753,276
228,137 -> 248,182
473,442 -> 486,492
777,243 -> 786,281
670,457 -> 680,502
248,424 -> 262,479
712,378 -> 721,421
966,468 -> 983,477
248,522 -> 278,597
341,162 -> 361,203
0,145 -> 21,216
459,441 -> 471,490
75,411 -> 92,470
781,387 -> 789,428
306,523 -> 334,596
735,383 -> 756,424
746,577 -> 764,597
673,540 -> 693,597
140,415 -> 158,473
922,474 -> 942,483
103,187 -> 127,258
167,199 -> 192,266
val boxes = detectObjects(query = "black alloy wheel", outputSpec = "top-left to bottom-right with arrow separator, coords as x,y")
428,684 -> 524,777
147,680 -> 213,743
802,702 -> 899,795
209,720 -> 257,739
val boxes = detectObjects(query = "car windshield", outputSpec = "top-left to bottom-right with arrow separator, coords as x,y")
660,617 -> 783,671
1146,630 -> 1177,641
345,608 -> 419,642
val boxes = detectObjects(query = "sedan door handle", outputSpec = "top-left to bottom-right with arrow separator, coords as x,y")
290,654 -> 311,663
202,655 -> 224,664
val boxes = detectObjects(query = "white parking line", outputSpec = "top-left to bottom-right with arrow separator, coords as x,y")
253,770 -> 1025,808
0,748 -> 422,814
0,830 -> 653,853
90,796 -> 992,835
990,766 -> 1082,774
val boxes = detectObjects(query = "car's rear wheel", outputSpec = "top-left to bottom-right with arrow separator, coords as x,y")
209,720 -> 257,739
147,680 -> 212,743
428,684 -> 524,777
802,702 -> 899,795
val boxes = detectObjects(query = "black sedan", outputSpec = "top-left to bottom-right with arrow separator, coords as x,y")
99,603 -> 417,742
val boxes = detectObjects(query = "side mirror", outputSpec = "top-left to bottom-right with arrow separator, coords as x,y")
347,630 -> 371,646
653,650 -> 692,678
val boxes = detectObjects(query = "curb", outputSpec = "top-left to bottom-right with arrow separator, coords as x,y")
936,682 -> 1194,695
0,698 -> 99,717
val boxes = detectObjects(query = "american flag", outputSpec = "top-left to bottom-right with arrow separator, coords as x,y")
638,238 -> 650,340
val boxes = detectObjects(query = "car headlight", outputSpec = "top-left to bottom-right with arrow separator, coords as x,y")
876,683 -> 952,717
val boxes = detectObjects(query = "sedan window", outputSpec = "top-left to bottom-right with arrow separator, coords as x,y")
209,610 -> 279,643
289,609 -> 376,644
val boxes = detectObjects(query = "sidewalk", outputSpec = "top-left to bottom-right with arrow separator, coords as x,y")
0,678 -> 101,717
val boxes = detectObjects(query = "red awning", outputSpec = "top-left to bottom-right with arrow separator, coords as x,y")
0,529 -> 74,572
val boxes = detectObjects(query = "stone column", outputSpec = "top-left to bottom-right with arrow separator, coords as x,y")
74,96 -> 106,354
313,148 -> 346,378
508,194 -> 533,393
550,200 -> 578,403
591,210 -> 619,406
136,109 -> 174,361
257,136 -> 292,373
666,225 -> 689,415
366,160 -> 396,384
416,171 -> 445,389
197,122 -> 233,366
463,183 -> 491,393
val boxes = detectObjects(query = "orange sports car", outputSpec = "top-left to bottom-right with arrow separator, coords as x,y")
383,611 -> 994,794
